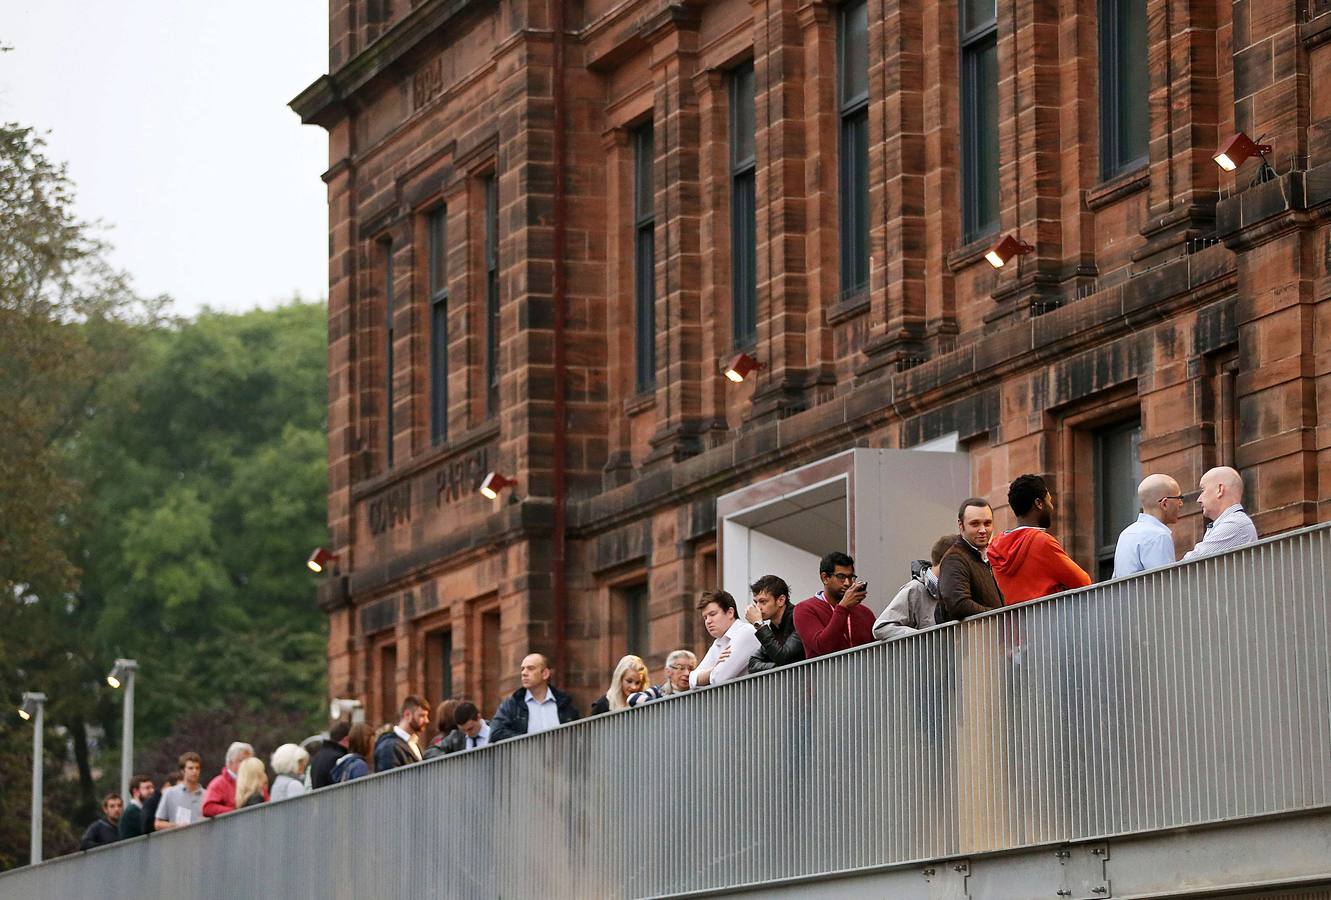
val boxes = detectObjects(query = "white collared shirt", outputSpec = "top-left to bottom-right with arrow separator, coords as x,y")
689,618 -> 760,689
525,689 -> 562,734
464,720 -> 491,750
394,725 -> 423,761
1113,513 -> 1176,577
1182,504 -> 1259,562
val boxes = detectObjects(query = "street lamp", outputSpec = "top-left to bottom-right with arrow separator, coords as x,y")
107,659 -> 138,800
18,692 -> 46,865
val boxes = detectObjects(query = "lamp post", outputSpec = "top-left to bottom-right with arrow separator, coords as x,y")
107,659 -> 138,800
18,692 -> 46,865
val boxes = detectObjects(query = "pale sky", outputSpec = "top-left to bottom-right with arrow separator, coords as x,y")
2,0 -> 330,315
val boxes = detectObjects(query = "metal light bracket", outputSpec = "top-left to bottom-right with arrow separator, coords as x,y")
1056,842 -> 1110,899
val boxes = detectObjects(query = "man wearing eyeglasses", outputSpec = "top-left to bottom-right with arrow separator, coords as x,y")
792,551 -> 876,659
1112,473 -> 1183,577
659,650 -> 697,696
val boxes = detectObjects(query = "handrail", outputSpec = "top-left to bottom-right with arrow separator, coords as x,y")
3,523 -> 1329,898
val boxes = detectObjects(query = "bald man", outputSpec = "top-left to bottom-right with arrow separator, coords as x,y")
1113,474 -> 1184,577
488,652 -> 581,742
1182,466 -> 1259,561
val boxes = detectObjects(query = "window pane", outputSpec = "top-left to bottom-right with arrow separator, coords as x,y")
730,63 -> 756,169
838,0 -> 869,106
485,176 -> 499,413
430,298 -> 447,444
428,208 -> 446,297
962,34 -> 1000,240
1115,0 -> 1149,167
731,169 -> 757,348
635,225 -> 656,392
634,123 -> 654,221
624,584 -> 649,659
962,0 -> 997,34
1095,421 -> 1143,578
839,109 -> 870,295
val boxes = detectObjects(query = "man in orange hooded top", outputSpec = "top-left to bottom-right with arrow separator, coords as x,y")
986,474 -> 1092,604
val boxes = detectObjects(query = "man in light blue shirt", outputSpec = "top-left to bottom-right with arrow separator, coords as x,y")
489,653 -> 581,741
1183,466 -> 1259,561
1113,473 -> 1183,577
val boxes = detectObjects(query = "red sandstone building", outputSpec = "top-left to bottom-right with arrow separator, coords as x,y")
293,0 -> 1331,723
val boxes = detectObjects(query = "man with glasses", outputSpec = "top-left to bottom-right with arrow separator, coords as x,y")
793,551 -> 876,659
1113,473 -> 1183,577
659,650 -> 697,696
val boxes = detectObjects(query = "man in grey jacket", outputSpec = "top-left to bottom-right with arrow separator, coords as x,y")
873,535 -> 956,640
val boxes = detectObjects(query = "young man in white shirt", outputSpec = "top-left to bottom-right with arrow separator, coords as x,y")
690,591 -> 760,688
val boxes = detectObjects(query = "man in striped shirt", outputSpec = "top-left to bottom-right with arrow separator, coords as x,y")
1182,466 -> 1259,561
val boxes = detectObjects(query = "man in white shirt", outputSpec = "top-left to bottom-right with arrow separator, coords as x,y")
690,591 -> 760,688
373,696 -> 430,770
1113,473 -> 1183,576
1183,466 -> 1259,561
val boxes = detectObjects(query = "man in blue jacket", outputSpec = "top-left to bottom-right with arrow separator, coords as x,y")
489,653 -> 580,741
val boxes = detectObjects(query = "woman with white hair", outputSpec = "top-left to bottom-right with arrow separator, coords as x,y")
590,655 -> 655,714
269,743 -> 310,801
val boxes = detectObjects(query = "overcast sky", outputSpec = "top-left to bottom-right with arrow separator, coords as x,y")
2,0 -> 329,316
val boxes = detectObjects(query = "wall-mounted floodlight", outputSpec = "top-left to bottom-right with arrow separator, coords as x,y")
1213,132 -> 1271,172
307,547 -> 339,574
479,471 -> 517,501
723,352 -> 764,383
18,692 -> 46,864
984,234 -> 1035,269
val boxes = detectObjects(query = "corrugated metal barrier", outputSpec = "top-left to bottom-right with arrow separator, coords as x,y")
3,524 -> 1329,899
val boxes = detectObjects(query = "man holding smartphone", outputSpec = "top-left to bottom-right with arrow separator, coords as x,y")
792,551 -> 877,658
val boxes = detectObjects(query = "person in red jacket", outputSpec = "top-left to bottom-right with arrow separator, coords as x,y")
792,551 -> 877,658
986,474 -> 1092,604
202,741 -> 266,816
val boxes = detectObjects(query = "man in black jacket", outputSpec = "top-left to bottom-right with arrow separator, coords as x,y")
80,793 -> 123,850
309,720 -> 351,788
489,653 -> 580,742
373,695 -> 430,771
744,574 -> 804,672
437,701 -> 491,753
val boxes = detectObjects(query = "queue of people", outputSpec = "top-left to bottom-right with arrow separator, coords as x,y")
79,465 -> 1259,848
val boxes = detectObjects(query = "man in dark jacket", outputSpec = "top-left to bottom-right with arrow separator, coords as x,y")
309,720 -> 351,788
438,701 -> 491,753
938,497 -> 1005,619
489,653 -> 580,742
373,695 -> 430,771
118,775 -> 154,839
80,793 -> 123,850
744,574 -> 804,672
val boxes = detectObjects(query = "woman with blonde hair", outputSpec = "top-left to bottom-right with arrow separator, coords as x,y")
269,743 -> 309,801
590,655 -> 658,714
234,757 -> 268,808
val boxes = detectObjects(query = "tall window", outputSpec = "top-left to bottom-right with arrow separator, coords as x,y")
425,630 -> 453,703
382,239 -> 395,469
622,583 -> 649,659
837,0 -> 869,296
633,122 -> 656,393
1098,0 -> 1148,179
484,176 -> 500,416
730,63 -> 758,349
961,0 -> 999,241
427,208 -> 448,445
1094,421 -> 1142,579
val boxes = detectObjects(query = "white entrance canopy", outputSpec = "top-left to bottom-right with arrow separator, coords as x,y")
717,448 -> 971,614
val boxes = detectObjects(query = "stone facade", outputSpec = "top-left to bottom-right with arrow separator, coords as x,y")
293,0 -> 1331,725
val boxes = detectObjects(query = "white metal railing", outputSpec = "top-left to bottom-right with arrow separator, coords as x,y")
2,523 -> 1329,898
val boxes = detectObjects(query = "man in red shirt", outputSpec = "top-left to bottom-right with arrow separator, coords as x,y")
792,552 -> 877,658
987,474 -> 1092,604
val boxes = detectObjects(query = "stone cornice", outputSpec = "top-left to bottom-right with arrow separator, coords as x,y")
289,0 -> 492,129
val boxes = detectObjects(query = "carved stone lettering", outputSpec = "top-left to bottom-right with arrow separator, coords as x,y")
368,481 -> 412,536
434,446 -> 489,506
412,57 -> 444,111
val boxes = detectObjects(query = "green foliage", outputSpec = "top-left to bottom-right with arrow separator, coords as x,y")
1,120 -> 329,869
